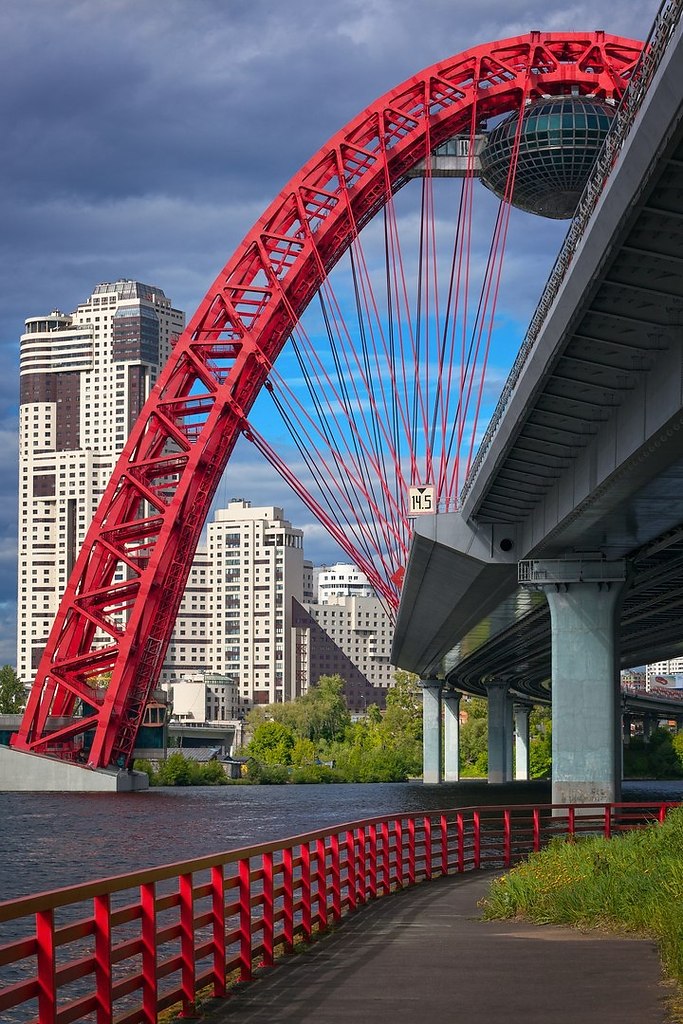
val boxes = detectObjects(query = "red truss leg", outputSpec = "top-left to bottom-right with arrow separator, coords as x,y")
12,32 -> 642,768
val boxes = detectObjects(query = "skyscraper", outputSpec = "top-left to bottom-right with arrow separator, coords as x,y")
17,280 -> 184,682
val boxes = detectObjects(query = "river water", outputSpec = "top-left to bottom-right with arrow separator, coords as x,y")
1,777 -> 681,900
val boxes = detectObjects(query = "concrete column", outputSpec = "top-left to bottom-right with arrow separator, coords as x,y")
622,712 -> 632,745
421,679 -> 443,784
443,690 -> 461,782
514,704 -> 531,781
484,680 -> 513,784
643,713 -> 660,738
543,577 -> 625,805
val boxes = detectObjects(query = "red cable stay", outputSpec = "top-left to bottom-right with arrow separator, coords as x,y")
13,32 -> 642,768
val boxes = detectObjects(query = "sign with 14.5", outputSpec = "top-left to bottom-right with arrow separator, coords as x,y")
408,485 -> 436,515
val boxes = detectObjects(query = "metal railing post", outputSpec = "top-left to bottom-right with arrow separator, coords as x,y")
36,909 -> 57,1024
179,872 -> 196,1016
301,842 -> 312,940
261,852 -> 274,965
316,838 -> 328,931
140,882 -> 158,1024
93,894 -> 113,1024
238,857 -> 252,981
282,847 -> 294,950
210,865 -> 227,996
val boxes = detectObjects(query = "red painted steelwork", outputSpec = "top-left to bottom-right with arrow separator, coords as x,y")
0,802 -> 676,1024
13,33 -> 643,769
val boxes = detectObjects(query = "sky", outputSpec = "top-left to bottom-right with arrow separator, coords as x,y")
0,0 -> 660,664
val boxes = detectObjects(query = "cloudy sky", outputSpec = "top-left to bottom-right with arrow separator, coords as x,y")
0,0 -> 660,663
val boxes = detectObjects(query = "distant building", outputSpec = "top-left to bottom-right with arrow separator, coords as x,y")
292,599 -> 390,712
295,593 -> 395,711
161,547 -> 213,681
303,560 -> 315,603
162,500 -> 305,711
314,563 -> 376,603
17,280 -> 184,682
621,668 -> 646,690
208,500 -> 304,707
164,672 -> 241,723
646,659 -> 683,689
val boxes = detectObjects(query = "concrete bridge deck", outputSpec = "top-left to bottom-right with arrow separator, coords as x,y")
202,872 -> 672,1024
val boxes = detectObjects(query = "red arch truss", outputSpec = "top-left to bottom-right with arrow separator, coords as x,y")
13,32 -> 642,768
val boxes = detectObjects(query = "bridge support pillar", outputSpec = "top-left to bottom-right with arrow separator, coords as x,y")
443,691 -> 461,781
421,679 -> 443,784
485,680 -> 513,784
514,704 -> 531,781
643,713 -> 661,738
538,565 -> 626,805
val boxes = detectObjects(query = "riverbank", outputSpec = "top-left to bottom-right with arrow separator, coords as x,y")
483,806 -> 683,1016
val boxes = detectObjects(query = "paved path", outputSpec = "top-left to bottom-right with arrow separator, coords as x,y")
201,872 -> 673,1023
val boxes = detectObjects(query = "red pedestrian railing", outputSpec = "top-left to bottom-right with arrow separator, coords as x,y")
0,800 -> 677,1024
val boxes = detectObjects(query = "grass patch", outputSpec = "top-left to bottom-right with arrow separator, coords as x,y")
482,807 -> 683,999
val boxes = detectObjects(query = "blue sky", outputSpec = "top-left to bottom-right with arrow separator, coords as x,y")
0,0 -> 660,663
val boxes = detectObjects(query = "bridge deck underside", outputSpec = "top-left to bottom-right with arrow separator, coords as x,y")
472,130 -> 683,539
445,530 -> 683,700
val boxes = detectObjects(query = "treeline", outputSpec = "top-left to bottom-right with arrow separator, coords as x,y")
134,672 -> 423,785
134,753 -> 230,786
623,728 -> 683,779
242,672 -> 423,783
134,677 -> 558,786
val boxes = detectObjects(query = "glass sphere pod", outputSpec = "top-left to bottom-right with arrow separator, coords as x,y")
479,95 -> 616,219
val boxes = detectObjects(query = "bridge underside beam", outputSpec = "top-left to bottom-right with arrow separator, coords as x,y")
393,513 -> 519,678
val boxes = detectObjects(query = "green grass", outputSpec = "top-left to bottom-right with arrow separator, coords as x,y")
482,807 -> 683,993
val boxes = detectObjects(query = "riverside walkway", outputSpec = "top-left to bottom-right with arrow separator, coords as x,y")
206,872 -> 670,1024
0,801 -> 676,1023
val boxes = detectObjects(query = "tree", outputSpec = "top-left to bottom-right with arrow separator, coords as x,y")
0,666 -> 26,714
383,671 -> 422,746
251,675 -> 352,745
459,716 -> 488,776
291,736 -> 316,767
292,674 -> 351,743
529,706 -> 552,779
459,697 -> 488,776
247,721 -> 295,766
648,728 -> 683,779
157,751 -> 193,786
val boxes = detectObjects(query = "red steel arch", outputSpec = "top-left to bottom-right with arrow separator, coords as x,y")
13,32 -> 642,768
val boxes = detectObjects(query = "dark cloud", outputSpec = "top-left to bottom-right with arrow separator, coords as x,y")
0,0 -> 659,661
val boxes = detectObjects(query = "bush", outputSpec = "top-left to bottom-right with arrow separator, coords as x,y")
200,760 -> 229,785
289,764 -> 343,784
132,758 -> 158,785
245,761 -> 290,784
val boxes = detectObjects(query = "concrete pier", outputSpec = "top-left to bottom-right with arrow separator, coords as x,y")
0,745 -> 149,792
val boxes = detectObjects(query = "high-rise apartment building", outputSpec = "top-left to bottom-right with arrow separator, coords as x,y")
646,659 -> 683,688
208,500 -> 304,706
160,546 -> 213,681
18,280 -> 184,681
163,500 -> 306,711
